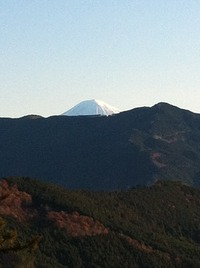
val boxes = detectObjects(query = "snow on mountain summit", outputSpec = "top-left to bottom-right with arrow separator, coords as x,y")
62,99 -> 120,116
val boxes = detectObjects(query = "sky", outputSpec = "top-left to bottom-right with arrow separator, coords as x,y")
1,0 -> 200,117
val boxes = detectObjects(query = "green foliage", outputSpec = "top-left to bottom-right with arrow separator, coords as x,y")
2,177 -> 200,267
0,216 -> 41,268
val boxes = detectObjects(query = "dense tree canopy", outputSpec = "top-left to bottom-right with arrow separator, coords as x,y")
0,177 -> 199,267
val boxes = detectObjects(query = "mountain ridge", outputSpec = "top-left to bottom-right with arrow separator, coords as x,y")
1,102 -> 200,189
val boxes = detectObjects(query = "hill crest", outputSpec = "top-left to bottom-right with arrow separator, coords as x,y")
1,102 -> 200,189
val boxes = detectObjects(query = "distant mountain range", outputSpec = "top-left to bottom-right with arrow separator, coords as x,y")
1,102 -> 200,190
62,99 -> 120,116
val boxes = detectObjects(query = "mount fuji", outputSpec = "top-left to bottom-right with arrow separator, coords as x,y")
62,99 -> 120,116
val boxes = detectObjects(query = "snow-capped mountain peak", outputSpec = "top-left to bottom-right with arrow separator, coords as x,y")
62,99 -> 120,116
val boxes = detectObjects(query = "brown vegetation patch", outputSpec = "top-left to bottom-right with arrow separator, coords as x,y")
0,180 -> 36,221
48,211 -> 109,237
120,233 -> 153,253
120,233 -> 176,262
151,152 -> 166,168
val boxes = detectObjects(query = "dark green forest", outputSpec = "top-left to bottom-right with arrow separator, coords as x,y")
0,177 -> 200,267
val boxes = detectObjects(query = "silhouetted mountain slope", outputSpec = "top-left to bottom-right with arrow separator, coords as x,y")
1,177 -> 200,267
1,103 -> 200,189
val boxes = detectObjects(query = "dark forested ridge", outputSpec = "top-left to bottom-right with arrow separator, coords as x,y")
1,103 -> 200,189
1,177 -> 200,267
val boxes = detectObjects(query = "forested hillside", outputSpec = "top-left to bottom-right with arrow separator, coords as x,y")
1,103 -> 200,190
0,177 -> 200,267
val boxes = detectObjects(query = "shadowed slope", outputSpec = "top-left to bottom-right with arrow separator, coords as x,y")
1,103 -> 200,189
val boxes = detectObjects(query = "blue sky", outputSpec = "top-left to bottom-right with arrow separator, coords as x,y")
1,0 -> 200,117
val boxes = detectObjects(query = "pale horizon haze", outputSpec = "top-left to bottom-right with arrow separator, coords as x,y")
1,0 -> 200,117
